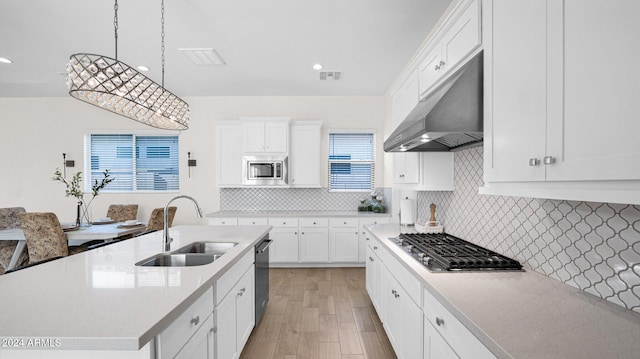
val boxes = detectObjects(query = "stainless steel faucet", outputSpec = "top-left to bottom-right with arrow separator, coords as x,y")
163,195 -> 204,252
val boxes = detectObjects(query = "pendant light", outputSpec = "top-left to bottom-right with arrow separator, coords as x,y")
66,0 -> 190,130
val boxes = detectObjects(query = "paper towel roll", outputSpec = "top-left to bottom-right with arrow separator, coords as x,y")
400,199 -> 415,225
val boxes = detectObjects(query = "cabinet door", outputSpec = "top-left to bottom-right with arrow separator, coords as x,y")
394,152 -> 420,184
359,218 -> 390,263
216,291 -> 237,359
175,315 -> 214,359
270,228 -> 299,263
419,152 -> 455,191
290,123 -> 322,187
418,48 -> 443,97
424,318 -> 459,359
546,0 -> 640,181
392,71 -> 419,127
483,0 -> 547,182
299,228 -> 329,262
382,267 -> 400,352
236,268 -> 255,351
264,121 -> 289,153
399,286 -> 423,359
365,244 -> 384,315
216,124 -> 243,186
329,228 -> 359,262
440,0 -> 481,75
242,121 -> 266,153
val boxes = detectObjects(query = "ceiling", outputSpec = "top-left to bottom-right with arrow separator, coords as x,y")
0,0 -> 452,97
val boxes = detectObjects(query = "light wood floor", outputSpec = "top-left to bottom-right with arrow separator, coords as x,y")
240,267 -> 397,359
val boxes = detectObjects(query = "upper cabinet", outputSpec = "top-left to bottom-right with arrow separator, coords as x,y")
394,152 -> 454,191
241,117 -> 289,153
391,71 -> 419,129
216,121 -> 244,187
418,0 -> 482,98
290,121 -> 323,187
482,0 -> 640,204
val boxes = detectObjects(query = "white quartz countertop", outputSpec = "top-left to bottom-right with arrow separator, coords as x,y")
206,210 -> 391,218
367,224 -> 640,359
0,225 -> 270,351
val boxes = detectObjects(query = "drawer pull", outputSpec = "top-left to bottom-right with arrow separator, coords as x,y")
369,257 -> 373,262
190,316 -> 200,326
344,221 -> 347,224
373,246 -> 378,250
435,317 -> 445,327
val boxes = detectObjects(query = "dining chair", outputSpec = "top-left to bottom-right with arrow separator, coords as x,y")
106,204 -> 139,222
16,212 -> 88,265
0,207 -> 29,274
145,207 -> 178,232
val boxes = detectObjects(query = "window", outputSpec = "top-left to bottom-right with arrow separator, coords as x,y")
85,134 -> 179,192
328,131 -> 375,191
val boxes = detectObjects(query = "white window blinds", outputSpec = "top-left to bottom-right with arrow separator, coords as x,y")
328,132 -> 375,191
85,134 -> 179,192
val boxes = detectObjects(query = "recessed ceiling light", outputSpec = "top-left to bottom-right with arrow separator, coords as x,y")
0,57 -> 13,64
313,63 -> 324,70
137,65 -> 150,72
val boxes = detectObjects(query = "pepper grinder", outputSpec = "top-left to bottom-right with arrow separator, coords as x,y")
429,203 -> 437,227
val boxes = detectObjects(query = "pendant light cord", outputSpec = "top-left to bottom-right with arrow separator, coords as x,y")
114,0 -> 119,60
161,0 -> 165,87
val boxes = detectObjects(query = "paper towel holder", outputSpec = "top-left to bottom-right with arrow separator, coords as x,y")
400,198 -> 415,227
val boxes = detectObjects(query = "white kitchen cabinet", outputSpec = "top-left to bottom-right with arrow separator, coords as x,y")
482,0 -> 640,204
424,317 -> 459,359
241,117 -> 289,153
156,287 -> 214,359
423,288 -> 496,359
268,218 -> 299,263
358,217 -> 390,262
383,267 -> 423,359
175,315 -> 214,359
365,236 -> 385,315
418,152 -> 454,191
208,217 -> 238,226
418,0 -> 481,98
299,218 -> 329,262
290,121 -> 323,187
215,256 -> 255,359
394,152 -> 421,185
328,218 -> 359,263
237,217 -> 268,226
215,122 -> 243,187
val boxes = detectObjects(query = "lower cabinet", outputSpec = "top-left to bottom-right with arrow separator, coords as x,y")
359,217 -> 391,262
365,238 -> 384,313
424,317 -> 459,359
268,218 -> 299,263
156,287 -> 215,359
299,218 -> 329,262
382,267 -> 423,359
175,315 -> 215,359
215,254 -> 255,359
329,218 -> 359,263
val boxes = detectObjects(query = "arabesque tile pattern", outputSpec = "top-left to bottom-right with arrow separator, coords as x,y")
417,145 -> 640,313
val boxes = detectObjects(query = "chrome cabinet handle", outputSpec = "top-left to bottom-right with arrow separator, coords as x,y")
529,158 -> 540,166
395,293 -> 399,299
399,174 -> 405,178
191,316 -> 200,326
391,289 -> 397,295
435,60 -> 445,70
543,156 -> 556,165
435,317 -> 445,327
369,257 -> 374,262
365,237 -> 369,240
373,246 -> 378,250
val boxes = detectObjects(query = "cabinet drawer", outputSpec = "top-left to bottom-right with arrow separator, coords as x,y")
329,217 -> 358,227
299,218 -> 328,227
423,288 -> 496,359
157,287 -> 214,359
238,217 -> 268,226
209,217 -> 238,226
378,245 -> 422,307
216,250 -> 255,305
268,217 -> 298,228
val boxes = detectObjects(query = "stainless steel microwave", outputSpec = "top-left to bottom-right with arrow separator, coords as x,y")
242,155 -> 288,186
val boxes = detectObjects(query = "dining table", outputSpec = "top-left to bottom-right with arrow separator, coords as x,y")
0,221 -> 147,270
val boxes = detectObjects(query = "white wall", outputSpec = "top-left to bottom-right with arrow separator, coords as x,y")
0,96 -> 388,225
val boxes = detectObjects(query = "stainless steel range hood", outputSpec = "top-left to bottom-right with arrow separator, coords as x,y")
384,52 -> 483,152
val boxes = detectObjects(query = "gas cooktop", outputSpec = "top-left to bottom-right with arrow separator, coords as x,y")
393,232 -> 523,272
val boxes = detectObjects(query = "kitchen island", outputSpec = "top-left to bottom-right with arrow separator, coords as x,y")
0,225 -> 270,358
366,223 -> 640,359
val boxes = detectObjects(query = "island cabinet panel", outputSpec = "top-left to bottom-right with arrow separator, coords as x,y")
175,314 -> 214,359
365,238 -> 384,314
424,318 -> 460,359
358,217 -> 391,263
157,287 -> 214,359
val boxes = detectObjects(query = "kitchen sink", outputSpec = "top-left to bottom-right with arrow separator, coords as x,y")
173,241 -> 238,255
135,253 -> 220,267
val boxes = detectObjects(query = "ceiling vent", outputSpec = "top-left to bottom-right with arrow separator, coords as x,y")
319,71 -> 342,80
178,48 -> 226,66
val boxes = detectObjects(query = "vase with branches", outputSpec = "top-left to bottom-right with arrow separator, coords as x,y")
53,169 -> 114,226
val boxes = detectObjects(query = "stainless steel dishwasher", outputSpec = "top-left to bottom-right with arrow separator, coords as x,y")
255,236 -> 272,326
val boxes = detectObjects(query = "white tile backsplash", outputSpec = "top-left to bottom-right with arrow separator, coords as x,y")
417,145 -> 640,313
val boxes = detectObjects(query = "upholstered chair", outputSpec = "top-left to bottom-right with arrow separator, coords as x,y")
146,207 -> 177,232
0,207 -> 29,273
106,204 -> 139,223
16,212 -> 86,265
